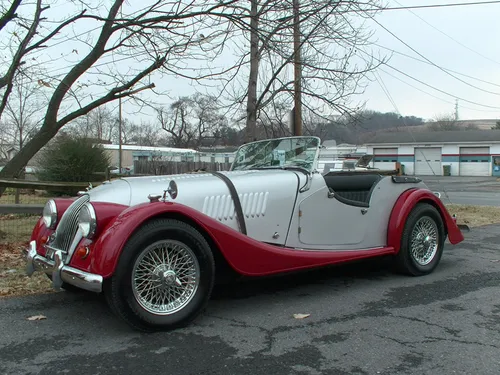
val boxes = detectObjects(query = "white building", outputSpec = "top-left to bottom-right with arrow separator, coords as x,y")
364,130 -> 500,177
100,144 -> 236,168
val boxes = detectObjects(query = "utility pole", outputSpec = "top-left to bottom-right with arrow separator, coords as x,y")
292,0 -> 302,136
118,97 -> 122,173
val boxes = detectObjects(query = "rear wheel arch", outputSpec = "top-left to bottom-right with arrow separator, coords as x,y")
416,198 -> 449,237
388,190 -> 450,252
393,202 -> 446,276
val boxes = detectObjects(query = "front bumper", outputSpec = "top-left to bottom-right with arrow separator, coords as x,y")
24,240 -> 103,293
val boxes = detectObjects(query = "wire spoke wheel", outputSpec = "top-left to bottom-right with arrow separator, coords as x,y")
132,239 -> 200,315
409,216 -> 439,266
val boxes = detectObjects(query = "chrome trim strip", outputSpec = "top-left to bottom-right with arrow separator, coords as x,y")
24,240 -> 103,293
65,227 -> 84,264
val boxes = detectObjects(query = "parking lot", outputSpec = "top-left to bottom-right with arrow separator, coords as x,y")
422,176 -> 500,206
1,223 -> 500,375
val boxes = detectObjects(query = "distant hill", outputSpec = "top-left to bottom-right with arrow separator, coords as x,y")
410,119 -> 498,131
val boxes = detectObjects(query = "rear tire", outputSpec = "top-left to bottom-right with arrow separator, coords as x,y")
104,218 -> 215,332
393,203 -> 445,276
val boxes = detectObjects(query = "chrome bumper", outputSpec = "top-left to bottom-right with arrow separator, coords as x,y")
24,240 -> 103,293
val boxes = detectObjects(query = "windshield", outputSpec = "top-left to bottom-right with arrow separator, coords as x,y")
230,136 -> 320,172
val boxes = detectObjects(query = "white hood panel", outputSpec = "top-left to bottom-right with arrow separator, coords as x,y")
88,170 -> 302,245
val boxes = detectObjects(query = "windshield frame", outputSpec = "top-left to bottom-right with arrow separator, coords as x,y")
229,136 -> 321,173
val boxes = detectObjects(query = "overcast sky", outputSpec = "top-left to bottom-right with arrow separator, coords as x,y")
16,0 -> 500,125
364,0 -> 500,121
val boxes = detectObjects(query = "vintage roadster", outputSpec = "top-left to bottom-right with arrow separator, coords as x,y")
24,136 -> 464,331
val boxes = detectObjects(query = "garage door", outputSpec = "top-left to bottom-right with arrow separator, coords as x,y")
373,148 -> 397,170
414,148 -> 442,176
459,147 -> 490,176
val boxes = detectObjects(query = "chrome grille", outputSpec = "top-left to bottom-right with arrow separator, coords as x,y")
51,194 -> 90,253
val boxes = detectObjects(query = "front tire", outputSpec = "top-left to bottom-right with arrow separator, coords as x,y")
104,218 -> 215,332
393,203 -> 445,276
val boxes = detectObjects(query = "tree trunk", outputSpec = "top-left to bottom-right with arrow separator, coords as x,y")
0,126 -> 57,195
245,0 -> 259,143
292,0 -> 302,136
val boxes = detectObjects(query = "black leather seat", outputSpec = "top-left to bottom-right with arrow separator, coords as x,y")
323,173 -> 381,206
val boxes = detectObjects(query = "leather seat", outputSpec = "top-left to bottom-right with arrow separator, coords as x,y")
323,174 -> 381,205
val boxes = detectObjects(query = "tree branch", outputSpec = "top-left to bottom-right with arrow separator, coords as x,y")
0,0 -> 43,120
0,0 -> 23,31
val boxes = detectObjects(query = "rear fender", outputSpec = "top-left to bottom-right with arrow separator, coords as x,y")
387,188 -> 464,253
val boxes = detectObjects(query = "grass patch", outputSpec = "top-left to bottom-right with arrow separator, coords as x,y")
445,204 -> 500,228
0,242 -> 54,298
0,192 -> 54,205
0,215 -> 41,244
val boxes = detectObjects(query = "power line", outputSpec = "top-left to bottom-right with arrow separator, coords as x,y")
373,70 -> 454,201
382,60 -> 500,109
355,47 -> 500,110
373,43 -> 500,89
369,16 -> 500,96
368,1 -> 500,12
378,66 -> 500,114
392,0 -> 500,66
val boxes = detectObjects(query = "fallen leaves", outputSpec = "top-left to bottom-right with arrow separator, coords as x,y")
293,313 -> 310,319
27,315 -> 47,321
0,242 -> 54,298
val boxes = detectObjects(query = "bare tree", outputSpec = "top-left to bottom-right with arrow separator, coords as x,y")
0,0 -> 44,121
118,120 -> 163,146
428,114 -> 460,131
233,0 -> 383,140
0,0 -> 247,184
2,71 -> 46,150
66,105 -> 116,142
158,93 -> 228,149
257,98 -> 292,138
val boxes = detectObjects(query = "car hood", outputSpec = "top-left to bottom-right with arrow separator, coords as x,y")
86,169 -> 303,208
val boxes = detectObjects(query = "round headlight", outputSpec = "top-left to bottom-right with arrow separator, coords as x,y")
78,203 -> 97,239
42,200 -> 57,229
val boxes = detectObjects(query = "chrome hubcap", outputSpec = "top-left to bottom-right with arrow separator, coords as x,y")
132,240 -> 200,315
410,216 -> 439,266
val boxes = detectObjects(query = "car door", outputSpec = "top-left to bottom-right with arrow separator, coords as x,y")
297,188 -> 370,247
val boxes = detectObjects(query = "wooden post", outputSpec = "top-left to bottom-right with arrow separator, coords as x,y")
396,162 -> 402,176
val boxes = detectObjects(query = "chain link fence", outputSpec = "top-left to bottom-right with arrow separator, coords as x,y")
0,188 -> 51,245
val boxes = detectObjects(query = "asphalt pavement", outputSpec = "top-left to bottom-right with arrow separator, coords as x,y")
421,176 -> 500,206
2,224 -> 500,374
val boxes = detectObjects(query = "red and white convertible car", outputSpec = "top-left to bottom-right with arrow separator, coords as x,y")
24,136 -> 465,331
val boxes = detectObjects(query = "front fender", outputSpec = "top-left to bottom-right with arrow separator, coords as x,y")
90,201 -> 216,278
387,188 -> 464,252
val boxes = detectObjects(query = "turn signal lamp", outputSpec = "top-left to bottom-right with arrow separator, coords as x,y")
75,246 -> 90,259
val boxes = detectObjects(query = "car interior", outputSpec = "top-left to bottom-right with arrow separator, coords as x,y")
322,172 -> 382,207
